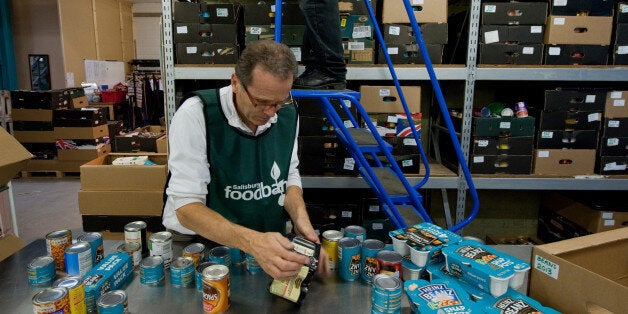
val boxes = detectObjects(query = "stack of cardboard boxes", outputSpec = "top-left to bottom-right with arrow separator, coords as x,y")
599,90 -> 628,174
340,2 -> 377,64
614,2 -> 628,64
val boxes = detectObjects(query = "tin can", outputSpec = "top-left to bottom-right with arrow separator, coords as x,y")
371,274 -> 402,313
45,229 -> 72,270
196,261 -> 217,291
245,253 -> 262,274
515,101 -> 528,118
183,243 -> 206,267
322,230 -> 343,271
361,239 -> 385,282
170,256 -> 195,287
230,247 -> 245,265
149,231 -> 173,269
208,246 -> 232,267
140,256 -> 165,285
202,264 -> 230,313
337,237 -> 361,281
28,256 -> 56,286
376,250 -> 403,279
117,242 -> 142,269
64,241 -> 93,277
344,225 -> 366,243
76,232 -> 104,265
124,220 -> 148,257
32,286 -> 70,314
53,276 -> 86,314
97,290 -> 127,314
401,255 -> 422,281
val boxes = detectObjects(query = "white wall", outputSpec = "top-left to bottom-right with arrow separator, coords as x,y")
132,3 -> 162,60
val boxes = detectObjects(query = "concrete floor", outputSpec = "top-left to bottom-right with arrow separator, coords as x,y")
10,177 -> 83,244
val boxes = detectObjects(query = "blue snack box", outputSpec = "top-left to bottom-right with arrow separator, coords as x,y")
481,289 -> 562,314
406,222 -> 462,268
425,262 -> 492,302
83,252 -> 133,312
404,278 -> 482,313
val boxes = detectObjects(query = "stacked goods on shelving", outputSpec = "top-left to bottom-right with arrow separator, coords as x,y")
360,85 -> 423,174
380,0 -> 446,64
534,88 -> 604,175
340,2 -> 376,64
469,102 -> 535,174
174,1 -> 240,64
114,125 -> 167,153
614,3 -> 628,65
599,90 -> 628,174
544,0 -> 614,65
479,2 -> 548,65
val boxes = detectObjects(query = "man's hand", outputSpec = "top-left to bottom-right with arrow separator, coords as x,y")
248,232 -> 311,280
292,224 -> 331,277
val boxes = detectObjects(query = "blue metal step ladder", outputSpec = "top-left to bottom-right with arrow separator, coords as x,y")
277,0 -> 479,232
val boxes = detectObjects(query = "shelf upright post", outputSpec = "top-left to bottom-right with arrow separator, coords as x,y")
161,0 -> 176,126
455,0 -> 482,232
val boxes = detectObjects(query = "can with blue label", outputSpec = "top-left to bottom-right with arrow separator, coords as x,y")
230,247 -> 245,265
65,241 -> 93,277
337,237 -> 361,281
245,253 -> 262,274
361,239 -> 385,282
371,274 -> 402,313
344,225 -> 366,243
27,256 -> 56,286
170,256 -> 195,287
97,290 -> 127,314
208,246 -> 232,267
76,232 -> 104,265
140,256 -> 164,285
196,261 -> 216,291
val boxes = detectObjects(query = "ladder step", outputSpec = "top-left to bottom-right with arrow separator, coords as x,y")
347,128 -> 392,153
370,167 -> 409,196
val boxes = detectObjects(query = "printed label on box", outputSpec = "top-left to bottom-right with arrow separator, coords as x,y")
290,47 -> 302,62
553,17 -> 565,25
610,91 -> 623,98
607,138 -> 619,146
186,47 -> 197,54
372,223 -> 384,230
478,140 -> 489,147
387,47 -> 399,55
618,46 -> 628,54
484,30 -> 499,44
522,47 -> 534,55
531,26 -> 542,34
585,95 -> 596,103
601,212 -> 614,219
216,8 -> 228,17
587,113 -> 601,122
402,159 -> 413,167
379,89 -> 391,97
541,131 -> 554,138
603,220 -> 615,226
608,120 -> 620,128
621,4 -> 628,13
613,100 -> 625,107
499,122 -> 511,129
549,47 -> 561,55
534,255 -> 559,279
344,158 -> 355,170
403,138 -> 417,146
369,205 -> 380,212
342,211 -> 352,218
484,5 -> 496,13
412,0 -> 424,5
538,150 -> 550,158
348,42 -> 365,50
177,26 -> 188,34
553,0 -> 567,7
388,26 -> 400,36
353,26 -> 371,39
473,156 -> 485,163
604,162 -> 626,171
250,27 -> 262,35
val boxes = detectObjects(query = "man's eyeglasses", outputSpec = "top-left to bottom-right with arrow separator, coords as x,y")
241,83 -> 294,111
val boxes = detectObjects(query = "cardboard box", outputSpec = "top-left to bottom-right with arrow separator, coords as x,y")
599,156 -> 628,175
24,160 -> 84,173
539,110 -> 602,131
544,44 -> 609,65
0,234 -> 25,262
605,91 -> 628,118
78,190 -> 164,216
537,130 -> 599,149
339,0 -> 378,15
481,2 -> 548,25
470,154 -> 533,174
11,109 -> 53,122
481,25 -> 545,44
156,135 -> 168,154
544,15 -> 613,45
82,215 -> 164,233
0,187 -> 14,236
473,116 -> 536,137
529,228 -> 628,314
382,23 -> 448,45
54,124 -> 109,140
343,39 -> 375,64
603,118 -> 628,137
115,133 -> 166,153
0,127 -> 33,186
479,43 -> 543,65
340,14 -> 374,39
544,88 -> 607,112
57,144 -> 111,161
533,149 -> 596,175
550,0 -> 614,16
359,85 -> 421,113
71,96 -> 89,109
381,0 -> 447,24
13,130 -> 56,143
542,192 -> 628,234
80,153 -> 168,191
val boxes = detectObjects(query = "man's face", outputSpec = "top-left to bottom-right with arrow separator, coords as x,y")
232,67 -> 293,130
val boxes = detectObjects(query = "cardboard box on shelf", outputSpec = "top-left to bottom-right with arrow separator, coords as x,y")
11,109 -> 53,122
605,91 -> 628,118
0,128 -> 33,186
359,85 -> 421,113
533,149 -> 596,175
382,0 -> 447,24
481,2 -> 548,25
78,190 -> 164,216
544,44 -> 609,65
80,153 -> 168,191
13,130 -> 56,143
529,228 -> 628,314
57,144 -> 111,161
542,192 -> 628,234
54,124 -> 109,140
544,15 -> 613,45
24,160 -> 85,173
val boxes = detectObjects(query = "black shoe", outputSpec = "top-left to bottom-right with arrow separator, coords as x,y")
293,69 -> 346,90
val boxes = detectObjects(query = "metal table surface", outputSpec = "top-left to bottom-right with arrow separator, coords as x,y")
0,239 -> 413,313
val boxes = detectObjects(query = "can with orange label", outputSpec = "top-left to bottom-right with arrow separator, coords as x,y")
202,264 -> 230,313
45,229 -> 72,271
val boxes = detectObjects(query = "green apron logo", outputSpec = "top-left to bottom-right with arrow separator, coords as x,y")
224,162 -> 286,205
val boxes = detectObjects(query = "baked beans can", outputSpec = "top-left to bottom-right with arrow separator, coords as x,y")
337,237 -> 361,281
230,247 -> 246,265
148,231 -> 173,269
64,241 -> 93,277
202,264 -> 230,313
97,290 -> 127,314
344,225 -> 366,243
376,250 -> 403,279
45,229 -> 72,271
208,246 -> 231,267
124,220 -> 148,257
322,230 -> 343,271
196,261 -> 217,291
183,243 -> 206,267
76,232 -> 104,265
140,256 -> 165,285
117,242 -> 142,269
53,276 -> 86,314
170,256 -> 195,287
28,256 -> 56,286
32,286 -> 71,314
361,239 -> 385,283
245,253 -> 262,274
371,274 -> 402,313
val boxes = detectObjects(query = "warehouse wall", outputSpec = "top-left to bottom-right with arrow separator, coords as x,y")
132,2 -> 162,60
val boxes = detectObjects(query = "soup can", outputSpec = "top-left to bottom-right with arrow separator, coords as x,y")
170,256 -> 195,287
117,242 -> 142,269
97,290 -> 127,314
149,231 -> 173,269
28,256 -> 56,286
344,225 -> 366,243
183,243 -> 206,267
53,276 -> 86,314
322,230 -> 343,271
140,256 -> 165,285
208,246 -> 232,267
64,241 -> 93,277
337,237 -> 361,281
76,232 -> 104,265
124,220 -> 148,257
361,239 -> 385,282
32,287 -> 70,314
376,250 -> 403,279
196,261 -> 217,291
202,264 -> 230,313
371,274 -> 402,313
45,229 -> 72,270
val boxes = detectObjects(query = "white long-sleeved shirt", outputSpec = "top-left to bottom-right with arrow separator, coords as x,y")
162,85 -> 302,234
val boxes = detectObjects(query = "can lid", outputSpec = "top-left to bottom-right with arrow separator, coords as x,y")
372,274 -> 401,290
171,256 -> 194,268
376,250 -> 403,263
29,255 -> 54,268
203,264 -> 229,279
65,241 -> 91,253
76,232 -> 102,242
209,245 -> 230,257
183,242 -> 206,255
344,225 -> 366,235
45,229 -> 71,239
32,287 -> 68,304
322,230 -> 343,241
338,237 -> 360,248
125,220 -> 147,230
362,239 -> 385,250
140,256 -> 163,268
53,276 -> 83,289
150,231 -> 173,242
97,290 -> 127,308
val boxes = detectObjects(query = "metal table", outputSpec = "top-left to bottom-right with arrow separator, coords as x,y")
0,239 -> 413,313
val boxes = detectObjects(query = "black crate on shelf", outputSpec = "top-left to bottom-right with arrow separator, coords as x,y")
479,43 -> 543,65
549,0 -> 613,16
544,45 -> 609,65
603,118 -> 628,137
480,25 -> 544,44
469,154 -> 533,174
598,156 -> 628,175
11,90 -> 70,110
472,136 -> 534,155
21,143 -> 57,160
481,2 -> 548,25
536,130 -> 599,149
52,108 -> 108,127
539,111 -> 602,131
544,89 -> 607,112
12,121 -> 54,131
599,136 -> 628,156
